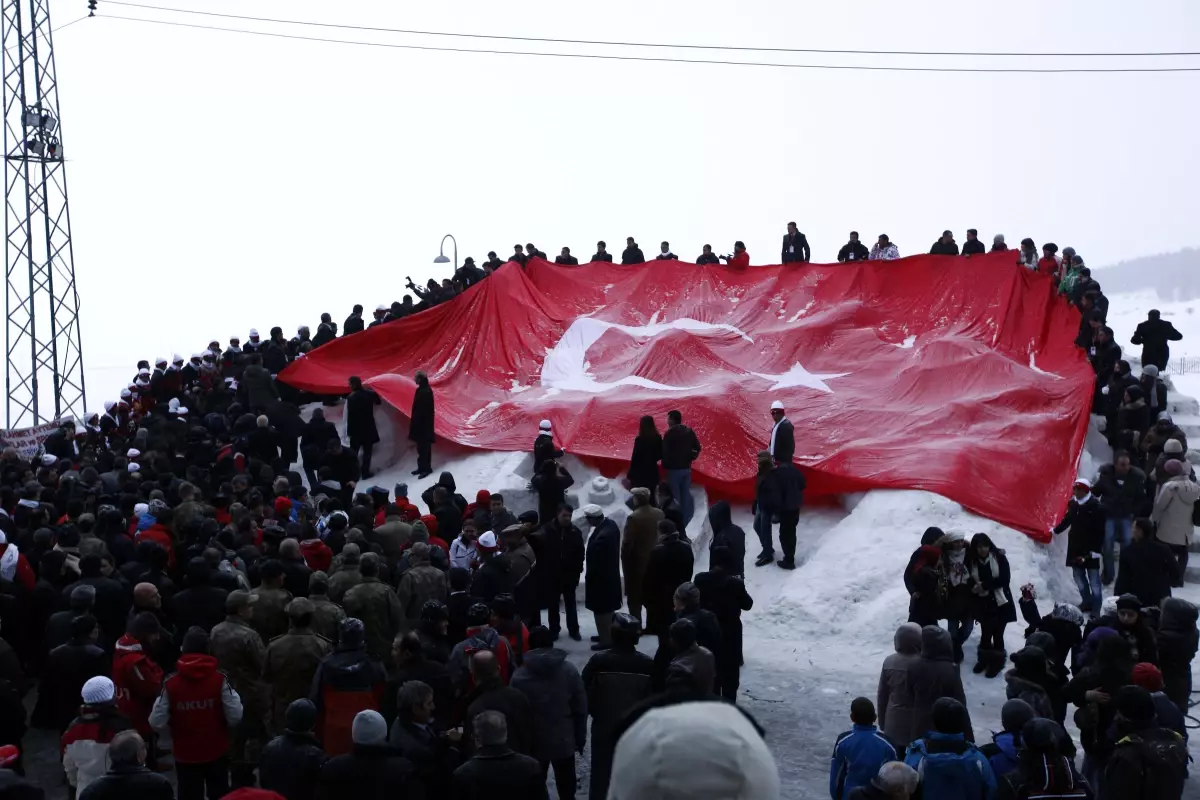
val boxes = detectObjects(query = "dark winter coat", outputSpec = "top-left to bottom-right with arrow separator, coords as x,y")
452,746 -> 547,800
32,640 -> 109,731
961,238 -> 986,256
696,252 -> 721,265
877,623 -> 923,746
386,717 -> 456,799
530,468 -> 573,526
408,383 -> 435,445
311,322 -> 338,349
757,462 -> 806,515
1104,725 -> 1187,800
316,744 -> 418,800
770,417 -> 795,464
706,501 -> 746,574
621,246 -> 645,265
782,231 -> 811,263
972,551 -> 1017,624
170,583 -> 229,643
930,239 -> 960,256
1131,318 -> 1183,371
580,647 -> 654,799
584,519 -> 622,614
838,240 -> 870,262
346,387 -> 381,448
1054,497 -> 1104,570
510,647 -> 587,761
61,574 -> 129,644
470,556 -> 514,605
463,681 -> 534,757
660,424 -> 701,471
908,626 -> 972,743
642,531 -> 694,637
242,364 -> 280,409
77,764 -> 173,800
590,251 -> 613,263
529,520 -> 584,607
626,433 -> 663,491
343,313 -> 364,336
1157,598 -> 1198,710
1093,464 -> 1147,519
693,569 -> 753,670
259,730 -> 327,800
532,433 -> 564,476
1114,537 -> 1178,608
300,417 -> 339,463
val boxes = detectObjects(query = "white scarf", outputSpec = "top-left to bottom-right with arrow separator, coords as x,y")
970,552 -> 1009,607
946,549 -> 968,586
1075,493 -> 1093,506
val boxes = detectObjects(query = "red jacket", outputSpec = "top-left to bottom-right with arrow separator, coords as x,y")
395,501 -> 421,523
157,654 -> 234,764
135,524 -> 176,570
111,634 -> 163,736
300,539 -> 333,573
727,251 -> 750,270
420,514 -> 439,538
1036,256 -> 1060,277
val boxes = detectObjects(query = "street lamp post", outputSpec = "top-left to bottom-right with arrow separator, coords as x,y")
433,234 -> 457,273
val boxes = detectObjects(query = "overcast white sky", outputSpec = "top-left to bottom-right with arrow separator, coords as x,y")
37,0 -> 1200,408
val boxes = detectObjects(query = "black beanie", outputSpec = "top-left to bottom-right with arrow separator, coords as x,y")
1116,686 -> 1156,724
931,697 -> 966,735
181,626 -> 209,655
285,698 -> 317,732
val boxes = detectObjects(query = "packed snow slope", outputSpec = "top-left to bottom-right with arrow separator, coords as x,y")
282,251 -> 1094,539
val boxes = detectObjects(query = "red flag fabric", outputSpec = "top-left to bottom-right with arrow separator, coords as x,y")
281,252 -> 1092,540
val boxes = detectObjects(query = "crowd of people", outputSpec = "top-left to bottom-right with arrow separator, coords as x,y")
0,226 -> 1194,799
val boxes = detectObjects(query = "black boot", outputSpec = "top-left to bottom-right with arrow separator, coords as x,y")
985,650 -> 1006,679
972,650 -> 988,674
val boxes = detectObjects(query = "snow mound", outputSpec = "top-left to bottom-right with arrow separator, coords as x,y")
754,489 -> 1071,674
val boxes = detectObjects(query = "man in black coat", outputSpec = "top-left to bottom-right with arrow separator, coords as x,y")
387,678 -> 460,798
317,710 -> 419,800
590,241 -> 613,263
408,371 -> 435,480
621,237 -> 645,265
453,710 -> 546,799
1092,450 -> 1146,581
1115,519 -> 1178,608
301,408 -> 339,488
768,401 -> 795,464
693,547 -> 753,700
782,221 -> 811,263
583,507 -> 622,652
61,553 -> 129,644
580,613 -> 654,799
554,247 -> 579,266
837,232 -> 870,263
346,376 -> 381,479
462,651 -> 534,757
343,305 -> 365,336
529,505 -> 585,640
696,244 -> 720,265
79,731 -> 173,800
1052,478 -> 1105,612
311,315 -> 338,348
484,251 -> 504,270
260,699 -> 326,800
960,228 -> 986,256
642,522 -> 695,641
32,614 -> 109,732
1131,309 -> 1183,371
170,559 -> 230,645
929,230 -> 960,256
756,459 -> 806,569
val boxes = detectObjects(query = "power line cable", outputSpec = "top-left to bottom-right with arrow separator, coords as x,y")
98,14 -> 1200,74
101,0 -> 1200,59
53,15 -> 90,33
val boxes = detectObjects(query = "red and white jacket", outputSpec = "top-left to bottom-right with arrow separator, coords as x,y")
112,634 -> 164,736
60,703 -> 131,792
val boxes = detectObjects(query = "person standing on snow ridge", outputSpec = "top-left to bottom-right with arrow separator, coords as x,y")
590,241 -> 613,263
532,420 -> 564,476
929,230 -> 960,256
656,242 -> 679,260
696,244 -> 720,265
721,241 -> 750,270
961,229 -> 986,256
346,376 -> 381,479
621,237 -> 645,265
409,370 -> 435,480
660,409 -> 702,530
555,247 -> 579,265
837,231 -> 870,263
869,234 -> 899,261
782,221 -> 811,263
1131,309 -> 1183,372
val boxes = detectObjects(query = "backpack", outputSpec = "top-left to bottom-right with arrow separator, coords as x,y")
1117,730 -> 1188,800
463,631 -> 512,687
911,740 -> 990,800
1012,755 -> 1091,799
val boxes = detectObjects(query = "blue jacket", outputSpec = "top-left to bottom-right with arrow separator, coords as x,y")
904,732 -> 996,800
830,724 -> 899,799
984,731 -> 1020,780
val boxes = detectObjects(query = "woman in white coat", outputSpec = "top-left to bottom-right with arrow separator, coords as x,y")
1151,459 -> 1200,585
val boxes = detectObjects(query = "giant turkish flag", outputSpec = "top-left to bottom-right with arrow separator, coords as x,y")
282,252 -> 1092,540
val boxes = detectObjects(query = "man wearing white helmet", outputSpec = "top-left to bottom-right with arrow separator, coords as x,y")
533,419 -> 564,475
769,400 -> 795,464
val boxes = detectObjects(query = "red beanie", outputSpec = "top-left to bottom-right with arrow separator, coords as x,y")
420,514 -> 439,537
1131,662 -> 1163,692
274,497 -> 292,517
0,745 -> 18,767
476,489 -> 491,505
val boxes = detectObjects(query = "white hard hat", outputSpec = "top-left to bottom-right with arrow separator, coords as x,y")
770,400 -> 785,411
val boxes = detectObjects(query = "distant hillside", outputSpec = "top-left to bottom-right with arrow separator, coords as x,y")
1093,248 -> 1200,301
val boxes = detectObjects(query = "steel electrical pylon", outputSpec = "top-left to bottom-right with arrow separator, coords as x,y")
1,0 -> 84,429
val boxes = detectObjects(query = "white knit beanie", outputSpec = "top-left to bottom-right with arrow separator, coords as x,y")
81,676 -> 115,704
351,710 -> 387,745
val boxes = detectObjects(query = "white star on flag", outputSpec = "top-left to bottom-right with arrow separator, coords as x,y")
751,362 -> 850,393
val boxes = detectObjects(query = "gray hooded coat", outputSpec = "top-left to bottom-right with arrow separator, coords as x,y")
509,647 -> 587,762
907,625 -> 972,743
877,622 -> 923,746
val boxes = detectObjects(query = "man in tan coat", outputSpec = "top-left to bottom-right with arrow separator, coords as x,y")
1151,459 -> 1200,581
307,571 -> 347,641
622,488 -> 664,625
342,553 -> 403,660
249,559 -> 293,643
396,542 -> 448,632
